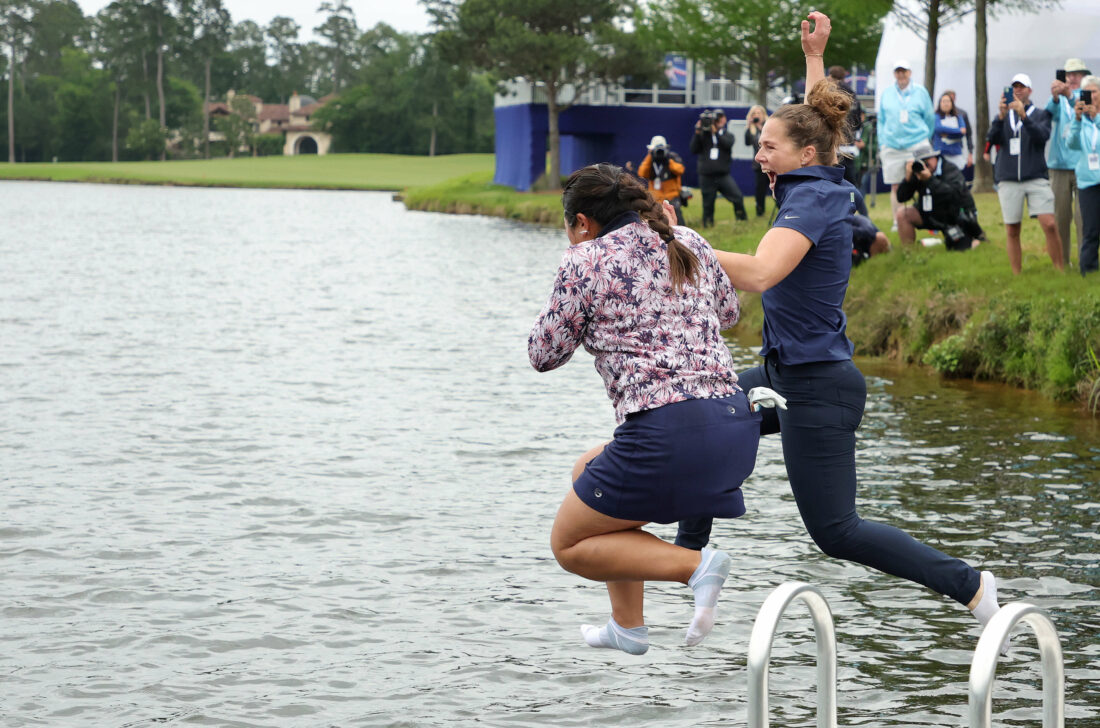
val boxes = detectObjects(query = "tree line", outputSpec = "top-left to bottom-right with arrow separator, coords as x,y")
0,0 -> 495,162
2,0 -> 1053,179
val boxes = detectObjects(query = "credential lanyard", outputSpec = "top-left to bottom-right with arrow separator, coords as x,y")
1008,105 -> 1035,136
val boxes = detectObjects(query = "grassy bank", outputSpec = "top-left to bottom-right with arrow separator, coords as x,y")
0,153 -> 495,190
405,170 -> 1100,413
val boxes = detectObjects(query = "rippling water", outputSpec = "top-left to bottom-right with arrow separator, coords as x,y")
2,181 -> 1096,727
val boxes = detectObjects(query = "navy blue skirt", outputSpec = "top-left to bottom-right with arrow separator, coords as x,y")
574,393 -> 761,523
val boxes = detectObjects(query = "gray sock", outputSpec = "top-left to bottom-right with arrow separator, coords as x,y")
581,617 -> 649,655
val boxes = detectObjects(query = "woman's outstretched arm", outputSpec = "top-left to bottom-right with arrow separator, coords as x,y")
802,11 -> 831,90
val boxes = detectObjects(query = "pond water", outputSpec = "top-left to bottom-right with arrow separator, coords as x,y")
1,181 -> 1097,727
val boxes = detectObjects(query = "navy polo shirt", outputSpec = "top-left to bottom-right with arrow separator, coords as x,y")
760,165 -> 857,365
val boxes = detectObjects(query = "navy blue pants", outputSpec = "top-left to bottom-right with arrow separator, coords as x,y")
1079,184 -> 1100,275
676,357 -> 981,606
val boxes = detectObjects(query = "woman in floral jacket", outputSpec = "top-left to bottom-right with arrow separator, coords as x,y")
529,163 -> 762,655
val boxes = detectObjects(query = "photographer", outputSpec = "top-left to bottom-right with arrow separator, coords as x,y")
987,73 -> 1063,274
895,143 -> 984,251
638,135 -> 686,225
743,105 -> 769,217
689,108 -> 748,227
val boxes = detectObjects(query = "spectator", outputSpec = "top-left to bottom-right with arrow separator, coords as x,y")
850,191 -> 891,266
944,90 -> 974,169
638,135 -> 687,225
743,105 -> 770,217
689,108 -> 748,227
933,92 -> 969,170
876,59 -> 935,229
1067,74 -> 1100,275
829,65 -> 865,186
895,143 -> 984,250
987,73 -> 1064,274
1047,57 -> 1091,270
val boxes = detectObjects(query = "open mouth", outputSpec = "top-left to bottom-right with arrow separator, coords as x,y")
765,170 -> 777,189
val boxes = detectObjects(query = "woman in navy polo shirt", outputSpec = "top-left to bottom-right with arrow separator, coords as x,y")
676,12 -> 1003,634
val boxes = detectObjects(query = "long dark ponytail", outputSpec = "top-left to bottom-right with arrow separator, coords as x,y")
561,163 -> 699,291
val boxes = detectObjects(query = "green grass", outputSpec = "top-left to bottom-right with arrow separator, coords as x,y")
0,153 -> 495,190
404,170 -> 1100,410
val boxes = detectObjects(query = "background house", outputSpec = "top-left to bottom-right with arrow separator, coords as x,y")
203,91 -> 334,156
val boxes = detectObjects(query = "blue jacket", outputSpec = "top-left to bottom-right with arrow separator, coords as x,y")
988,103 -> 1051,183
1066,115 -> 1100,190
933,113 -> 966,157
1046,90 -> 1083,171
877,83 -> 935,149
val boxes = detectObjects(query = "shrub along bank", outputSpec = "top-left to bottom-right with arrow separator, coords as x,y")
404,170 -> 1100,414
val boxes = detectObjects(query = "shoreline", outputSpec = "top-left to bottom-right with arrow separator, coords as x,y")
0,175 -> 401,192
403,171 -> 1100,416
7,158 -> 1097,414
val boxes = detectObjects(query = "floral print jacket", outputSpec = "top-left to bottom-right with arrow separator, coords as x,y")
528,219 -> 742,423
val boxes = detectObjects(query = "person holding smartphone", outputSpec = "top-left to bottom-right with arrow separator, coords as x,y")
1067,75 -> 1100,275
1047,58 -> 1092,269
986,73 -> 1064,274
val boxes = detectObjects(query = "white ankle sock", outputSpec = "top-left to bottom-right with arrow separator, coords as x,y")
971,571 -> 1000,626
685,548 -> 731,646
580,617 -> 649,655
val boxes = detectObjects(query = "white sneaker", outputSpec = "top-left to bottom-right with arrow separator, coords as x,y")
890,221 -> 898,232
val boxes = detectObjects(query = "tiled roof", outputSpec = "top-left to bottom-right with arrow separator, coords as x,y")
295,102 -> 323,116
258,104 -> 289,121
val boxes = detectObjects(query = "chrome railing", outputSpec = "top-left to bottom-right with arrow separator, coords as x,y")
747,582 -> 837,728
969,602 -> 1065,728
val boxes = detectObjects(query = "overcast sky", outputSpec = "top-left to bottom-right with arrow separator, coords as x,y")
76,0 -> 434,39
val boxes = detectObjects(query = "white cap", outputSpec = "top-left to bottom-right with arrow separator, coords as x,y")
1011,73 -> 1032,88
911,142 -> 940,160
647,135 -> 667,150
893,59 -> 911,71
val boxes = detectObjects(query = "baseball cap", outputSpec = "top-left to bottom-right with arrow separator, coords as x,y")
1064,58 -> 1091,74
893,59 -> 911,71
1011,73 -> 1032,88
911,142 -> 940,160
647,135 -> 667,150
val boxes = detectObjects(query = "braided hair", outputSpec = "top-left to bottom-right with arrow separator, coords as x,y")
561,163 -> 699,291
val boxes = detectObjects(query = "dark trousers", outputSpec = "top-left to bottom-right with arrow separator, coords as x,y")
699,172 -> 747,226
676,358 -> 980,606
1079,184 -> 1100,275
752,169 -> 769,217
841,156 -> 860,187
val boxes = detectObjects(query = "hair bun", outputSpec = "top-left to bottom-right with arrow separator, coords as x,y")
805,79 -> 851,137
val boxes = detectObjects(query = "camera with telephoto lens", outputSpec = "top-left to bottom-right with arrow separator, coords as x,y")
651,145 -> 669,164
912,159 -> 925,174
698,110 -> 715,131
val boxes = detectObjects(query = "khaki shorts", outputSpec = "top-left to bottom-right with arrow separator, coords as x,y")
881,142 -> 927,185
997,178 -> 1055,224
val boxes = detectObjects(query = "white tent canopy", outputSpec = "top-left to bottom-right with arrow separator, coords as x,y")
874,0 -> 1100,129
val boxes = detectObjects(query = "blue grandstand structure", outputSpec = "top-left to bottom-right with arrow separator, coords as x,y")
492,58 -> 875,194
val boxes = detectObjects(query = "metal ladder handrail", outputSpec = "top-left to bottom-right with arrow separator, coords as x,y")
747,582 -> 838,728
969,602 -> 1065,728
